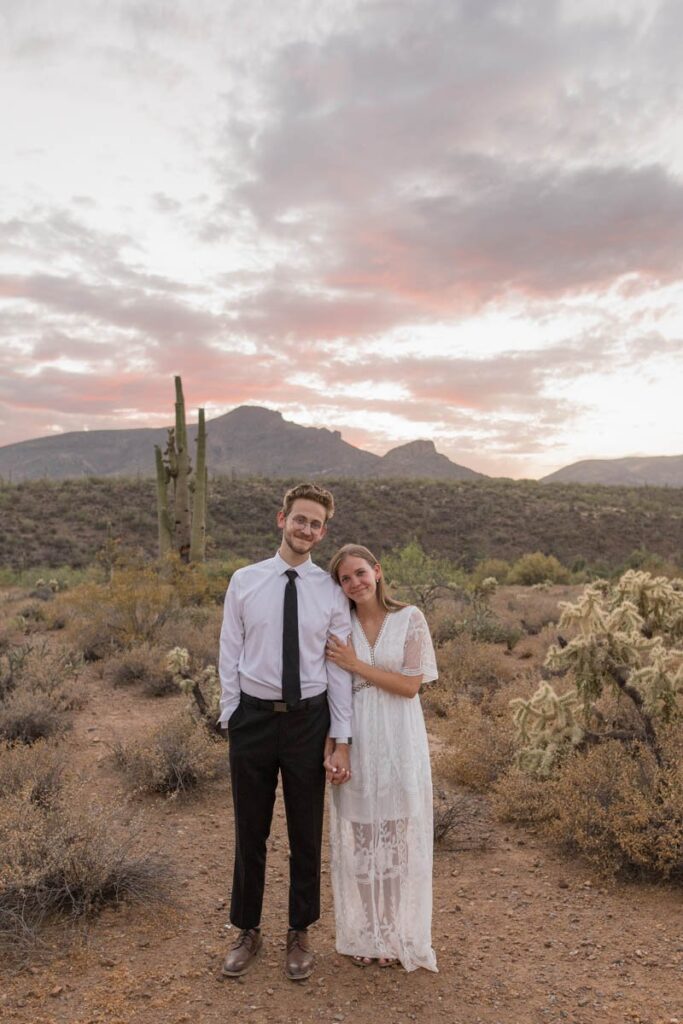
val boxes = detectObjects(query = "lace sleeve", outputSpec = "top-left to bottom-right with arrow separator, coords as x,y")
401,607 -> 438,683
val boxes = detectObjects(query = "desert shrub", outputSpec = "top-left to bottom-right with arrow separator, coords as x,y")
113,712 -> 223,795
0,689 -> 71,744
383,541 -> 465,612
429,613 -> 462,647
514,590 -> 562,635
105,644 -> 176,697
15,601 -> 47,634
0,785 -> 170,949
0,641 -> 32,700
470,558 -> 511,587
623,548 -> 682,580
469,616 -> 521,649
0,740 -> 63,808
544,740 -> 683,878
64,566 -> 179,658
165,557 -> 244,606
491,768 -> 558,827
434,697 -> 515,791
428,584 -> 521,651
433,790 -> 462,844
0,643 -> 84,744
437,635 -> 517,701
508,552 -> 571,586
157,614 -> 221,670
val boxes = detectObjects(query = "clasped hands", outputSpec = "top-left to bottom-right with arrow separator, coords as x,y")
323,634 -> 357,785
323,736 -> 351,785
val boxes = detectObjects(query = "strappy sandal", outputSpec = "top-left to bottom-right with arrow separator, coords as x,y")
377,957 -> 398,968
351,955 -> 374,967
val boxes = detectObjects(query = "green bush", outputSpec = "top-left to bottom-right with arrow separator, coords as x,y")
508,552 -> 571,586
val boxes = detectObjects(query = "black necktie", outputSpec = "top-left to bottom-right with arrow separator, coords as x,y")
282,569 -> 301,705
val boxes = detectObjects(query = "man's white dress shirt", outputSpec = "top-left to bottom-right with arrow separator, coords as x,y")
218,552 -> 353,738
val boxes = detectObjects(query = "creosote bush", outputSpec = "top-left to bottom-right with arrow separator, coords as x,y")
113,712 -> 224,795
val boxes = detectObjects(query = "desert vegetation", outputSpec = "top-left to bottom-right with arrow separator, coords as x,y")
431,569 -> 683,880
0,517 -> 681,1024
0,474 -> 681,576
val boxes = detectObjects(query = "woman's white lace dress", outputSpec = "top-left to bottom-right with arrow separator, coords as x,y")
329,605 -> 438,972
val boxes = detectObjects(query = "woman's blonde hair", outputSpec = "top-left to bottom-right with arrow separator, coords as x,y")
328,544 -> 406,612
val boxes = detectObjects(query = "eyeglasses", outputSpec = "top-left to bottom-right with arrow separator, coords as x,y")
289,513 -> 325,533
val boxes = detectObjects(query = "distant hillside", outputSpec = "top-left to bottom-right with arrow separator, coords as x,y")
0,406 -> 482,483
542,454 -> 683,487
1,476 -> 681,572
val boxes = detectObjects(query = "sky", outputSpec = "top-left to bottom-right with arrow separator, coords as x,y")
1,0 -> 682,479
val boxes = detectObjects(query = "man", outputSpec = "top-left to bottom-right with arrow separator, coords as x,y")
218,482 -> 352,981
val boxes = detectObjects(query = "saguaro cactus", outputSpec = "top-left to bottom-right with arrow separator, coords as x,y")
154,376 -> 208,563
189,408 -> 207,563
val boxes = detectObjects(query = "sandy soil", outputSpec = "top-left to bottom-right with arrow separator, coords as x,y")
1,671 -> 682,1024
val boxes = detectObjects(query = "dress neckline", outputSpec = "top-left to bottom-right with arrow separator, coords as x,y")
355,611 -> 390,650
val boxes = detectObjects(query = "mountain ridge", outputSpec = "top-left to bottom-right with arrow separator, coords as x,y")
0,405 -> 483,482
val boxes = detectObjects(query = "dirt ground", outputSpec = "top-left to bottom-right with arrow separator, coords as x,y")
1,670 -> 682,1024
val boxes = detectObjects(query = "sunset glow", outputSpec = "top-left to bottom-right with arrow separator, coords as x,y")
1,0 -> 681,477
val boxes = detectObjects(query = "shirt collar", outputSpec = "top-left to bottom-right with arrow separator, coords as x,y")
273,551 -> 314,578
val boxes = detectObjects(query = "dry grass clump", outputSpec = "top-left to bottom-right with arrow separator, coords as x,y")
105,644 -> 176,697
113,712 -> 224,795
0,643 -> 84,744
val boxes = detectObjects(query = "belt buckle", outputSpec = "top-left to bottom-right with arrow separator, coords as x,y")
273,701 -> 288,713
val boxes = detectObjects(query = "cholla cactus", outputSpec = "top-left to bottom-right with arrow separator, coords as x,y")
166,647 -> 223,736
510,683 -> 584,776
614,570 -> 683,635
512,570 -> 682,772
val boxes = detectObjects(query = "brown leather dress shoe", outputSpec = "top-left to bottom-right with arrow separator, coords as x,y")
285,928 -> 314,981
221,928 -> 262,977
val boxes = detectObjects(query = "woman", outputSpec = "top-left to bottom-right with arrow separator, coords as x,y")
325,544 -> 438,973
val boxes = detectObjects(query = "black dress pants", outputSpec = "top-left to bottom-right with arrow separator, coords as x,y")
228,693 -> 330,931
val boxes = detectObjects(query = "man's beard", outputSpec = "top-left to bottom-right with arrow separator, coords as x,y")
283,527 -> 314,555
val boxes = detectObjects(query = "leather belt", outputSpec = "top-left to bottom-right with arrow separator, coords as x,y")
240,692 -> 328,714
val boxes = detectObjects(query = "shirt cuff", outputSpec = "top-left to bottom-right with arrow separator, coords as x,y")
218,695 -> 240,725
